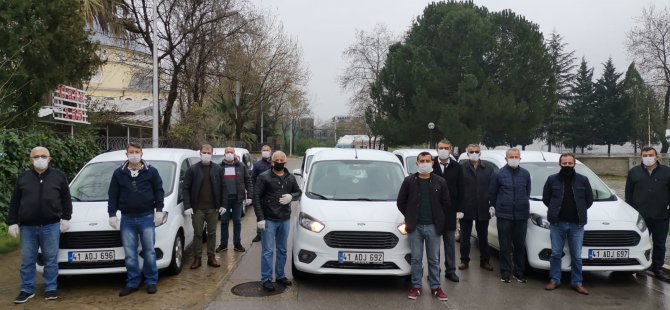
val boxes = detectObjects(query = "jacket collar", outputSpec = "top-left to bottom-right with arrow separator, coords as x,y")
121,159 -> 150,173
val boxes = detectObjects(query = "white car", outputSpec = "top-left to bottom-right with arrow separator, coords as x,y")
292,147 -> 332,188
457,150 -> 652,272
39,148 -> 200,275
292,149 -> 410,277
392,149 -> 438,175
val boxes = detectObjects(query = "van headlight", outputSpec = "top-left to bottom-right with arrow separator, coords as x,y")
636,214 -> 647,232
397,223 -> 407,235
530,213 -> 550,229
299,212 -> 324,233
156,211 -> 168,227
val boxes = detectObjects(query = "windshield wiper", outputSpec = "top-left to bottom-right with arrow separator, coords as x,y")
307,191 -> 330,200
529,197 -> 543,201
335,198 -> 386,201
71,196 -> 81,201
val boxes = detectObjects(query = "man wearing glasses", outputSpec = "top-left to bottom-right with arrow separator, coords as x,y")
8,146 -> 72,304
458,144 -> 495,272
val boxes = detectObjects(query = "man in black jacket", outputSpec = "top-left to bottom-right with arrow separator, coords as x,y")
625,146 -> 670,282
8,146 -> 72,304
432,139 -> 462,283
250,144 -> 273,243
217,146 -> 253,253
183,144 -> 224,269
458,144 -> 495,272
253,151 -> 301,292
399,151 -> 450,301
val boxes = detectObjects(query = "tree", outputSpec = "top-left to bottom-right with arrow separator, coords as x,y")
626,5 -> 670,153
563,58 -> 595,153
622,62 -> 664,151
592,58 -> 629,155
80,0 -> 129,37
0,0 -> 101,129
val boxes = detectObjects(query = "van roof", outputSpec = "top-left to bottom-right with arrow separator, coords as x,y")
312,149 -> 400,163
90,148 -> 199,163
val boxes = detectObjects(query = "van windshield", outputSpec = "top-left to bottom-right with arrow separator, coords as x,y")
70,161 -> 176,202
524,162 -> 615,202
306,160 -> 404,201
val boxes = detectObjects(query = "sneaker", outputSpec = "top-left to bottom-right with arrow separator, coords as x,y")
431,287 -> 448,301
276,277 -> 293,286
500,277 -> 511,283
233,244 -> 246,252
513,275 -> 527,283
252,235 -> 262,242
14,291 -> 35,304
119,286 -> 138,297
44,290 -> 58,300
262,281 -> 276,292
215,245 -> 228,252
146,284 -> 157,294
407,287 -> 421,300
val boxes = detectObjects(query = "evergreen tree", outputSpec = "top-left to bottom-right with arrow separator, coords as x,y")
622,62 -> 664,151
593,58 -> 629,155
563,58 -> 595,153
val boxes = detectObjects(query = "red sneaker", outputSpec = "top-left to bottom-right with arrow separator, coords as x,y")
431,287 -> 448,301
407,288 -> 421,300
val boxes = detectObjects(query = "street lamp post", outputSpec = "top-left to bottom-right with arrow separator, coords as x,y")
428,122 -> 435,149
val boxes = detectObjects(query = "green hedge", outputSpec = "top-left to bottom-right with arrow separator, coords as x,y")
295,138 -> 332,156
0,128 -> 102,224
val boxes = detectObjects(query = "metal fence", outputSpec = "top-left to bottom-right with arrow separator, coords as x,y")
96,136 -> 169,151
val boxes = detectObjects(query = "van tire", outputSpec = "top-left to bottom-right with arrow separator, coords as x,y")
167,233 -> 184,275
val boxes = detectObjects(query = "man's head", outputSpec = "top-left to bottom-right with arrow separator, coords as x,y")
417,151 -> 433,176
641,146 -> 658,167
126,143 -> 142,164
200,144 -> 213,165
261,145 -> 272,160
224,146 -> 235,162
271,151 -> 287,172
559,153 -> 576,167
467,144 -> 481,162
505,148 -> 521,168
30,146 -> 51,172
437,139 -> 452,161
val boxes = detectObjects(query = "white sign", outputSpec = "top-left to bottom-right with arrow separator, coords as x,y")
51,84 -> 90,124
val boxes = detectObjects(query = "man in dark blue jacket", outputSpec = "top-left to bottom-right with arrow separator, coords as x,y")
489,148 -> 530,283
108,143 -> 164,297
250,144 -> 272,242
542,153 -> 593,295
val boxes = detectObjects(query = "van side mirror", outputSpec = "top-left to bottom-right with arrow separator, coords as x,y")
293,168 -> 302,177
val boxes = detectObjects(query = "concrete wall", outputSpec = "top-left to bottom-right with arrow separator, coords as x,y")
576,156 -> 670,177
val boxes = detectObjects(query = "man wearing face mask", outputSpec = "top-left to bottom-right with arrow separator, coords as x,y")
625,146 -> 670,282
217,146 -> 252,253
542,153 -> 593,294
8,146 -> 72,304
108,143 -> 164,296
489,148 -> 530,284
253,151 -> 302,291
183,144 -> 224,269
398,152 -> 450,301
250,145 -> 273,243
431,139 -> 462,283
458,144 -> 495,272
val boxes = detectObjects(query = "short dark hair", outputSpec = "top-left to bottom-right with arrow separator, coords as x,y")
417,151 -> 433,162
127,143 -> 142,151
641,146 -> 658,155
559,152 -> 575,164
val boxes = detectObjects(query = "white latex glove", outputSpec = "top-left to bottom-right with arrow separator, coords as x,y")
279,194 -> 292,205
489,207 -> 496,218
218,207 -> 227,215
60,220 -> 70,232
184,208 -> 194,216
109,217 -> 119,230
244,198 -> 253,206
257,220 -> 266,230
456,212 -> 464,219
8,224 -> 18,238
154,211 -> 165,226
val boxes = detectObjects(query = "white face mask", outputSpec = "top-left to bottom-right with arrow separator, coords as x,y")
224,153 -> 235,162
642,157 -> 656,167
417,163 -> 433,174
201,153 -> 212,164
128,154 -> 141,164
507,159 -> 520,168
261,151 -> 271,159
438,149 -> 450,160
468,152 -> 480,162
33,157 -> 49,170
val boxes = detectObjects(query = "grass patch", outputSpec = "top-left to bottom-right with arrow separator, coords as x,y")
0,223 -> 19,254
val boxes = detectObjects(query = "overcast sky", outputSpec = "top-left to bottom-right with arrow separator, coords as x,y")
251,0 -> 661,123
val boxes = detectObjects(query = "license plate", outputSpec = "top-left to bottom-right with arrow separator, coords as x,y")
338,251 -> 384,264
68,250 -> 115,263
588,249 -> 629,260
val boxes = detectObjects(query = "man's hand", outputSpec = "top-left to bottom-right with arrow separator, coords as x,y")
184,208 -> 194,216
60,220 -> 70,232
154,212 -> 165,226
257,220 -> 266,230
279,194 -> 292,205
489,207 -> 496,218
8,224 -> 18,238
244,198 -> 253,206
109,217 -> 119,230
456,212 -> 464,220
219,207 -> 227,215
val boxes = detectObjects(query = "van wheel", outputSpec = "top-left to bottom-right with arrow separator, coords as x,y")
167,233 -> 184,275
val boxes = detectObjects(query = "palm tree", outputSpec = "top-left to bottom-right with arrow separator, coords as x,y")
80,0 -> 129,37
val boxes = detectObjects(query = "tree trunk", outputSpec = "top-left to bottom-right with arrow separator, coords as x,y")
572,146 -> 576,153
607,143 -> 611,155
661,85 -> 670,153
161,68 -> 182,136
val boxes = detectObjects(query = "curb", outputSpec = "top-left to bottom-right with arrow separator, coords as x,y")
664,264 -> 670,273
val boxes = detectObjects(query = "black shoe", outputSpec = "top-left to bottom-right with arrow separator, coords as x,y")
14,291 -> 35,304
216,245 -> 228,252
252,235 -> 261,242
234,244 -> 246,252
513,275 -> 527,283
44,290 -> 58,300
276,277 -> 293,286
445,273 -> 460,283
119,286 -> 138,297
262,281 -> 276,291
500,277 -> 511,283
146,284 -> 157,294
654,270 -> 670,281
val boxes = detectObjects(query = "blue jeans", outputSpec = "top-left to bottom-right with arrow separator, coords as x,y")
260,219 -> 290,283
646,218 -> 669,271
409,224 -> 441,290
120,214 -> 158,288
220,199 -> 243,247
496,218 -> 527,278
20,222 -> 60,293
549,221 -> 584,286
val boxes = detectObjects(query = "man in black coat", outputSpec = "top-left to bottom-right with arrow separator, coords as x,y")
432,139 -> 462,283
458,144 -> 495,272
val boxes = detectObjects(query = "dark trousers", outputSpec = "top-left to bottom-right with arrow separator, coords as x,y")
497,218 -> 527,278
646,218 -> 669,271
460,219 -> 490,263
442,230 -> 456,274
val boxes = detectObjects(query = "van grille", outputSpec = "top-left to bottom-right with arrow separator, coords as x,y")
60,231 -> 122,249
324,231 -> 399,249
582,258 -> 639,266
583,230 -> 640,247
